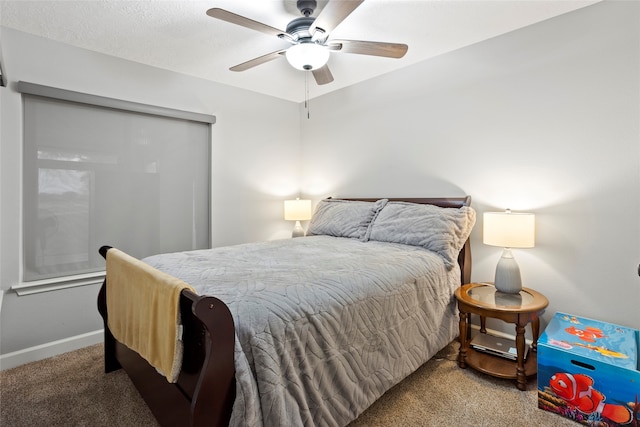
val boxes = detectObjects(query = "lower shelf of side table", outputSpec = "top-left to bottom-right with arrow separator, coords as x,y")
461,347 -> 538,380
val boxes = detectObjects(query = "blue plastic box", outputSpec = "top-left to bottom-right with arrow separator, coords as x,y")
537,312 -> 639,426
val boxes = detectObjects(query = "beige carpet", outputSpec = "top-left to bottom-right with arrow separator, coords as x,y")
0,341 -> 577,427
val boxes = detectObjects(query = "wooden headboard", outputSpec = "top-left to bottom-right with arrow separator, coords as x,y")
339,196 -> 472,285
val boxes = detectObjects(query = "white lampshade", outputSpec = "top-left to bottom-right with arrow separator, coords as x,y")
286,43 -> 330,71
483,211 -> 535,248
284,199 -> 312,221
483,210 -> 535,294
284,198 -> 312,238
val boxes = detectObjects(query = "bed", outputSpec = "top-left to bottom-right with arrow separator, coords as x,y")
97,196 -> 475,427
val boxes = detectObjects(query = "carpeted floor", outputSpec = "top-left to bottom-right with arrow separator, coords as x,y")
0,341 -> 577,426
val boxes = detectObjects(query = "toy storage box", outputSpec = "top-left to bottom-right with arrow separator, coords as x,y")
537,312 -> 639,426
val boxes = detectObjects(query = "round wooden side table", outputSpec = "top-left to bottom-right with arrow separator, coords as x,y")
454,282 -> 549,391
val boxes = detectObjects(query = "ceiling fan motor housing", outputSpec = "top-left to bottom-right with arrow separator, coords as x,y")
286,17 -> 315,40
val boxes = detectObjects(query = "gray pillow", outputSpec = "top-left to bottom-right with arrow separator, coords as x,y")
307,198 -> 388,241
368,202 -> 476,269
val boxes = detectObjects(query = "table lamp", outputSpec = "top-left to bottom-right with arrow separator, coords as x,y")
483,210 -> 535,294
284,198 -> 312,238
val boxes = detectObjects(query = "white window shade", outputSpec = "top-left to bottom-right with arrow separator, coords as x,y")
22,87 -> 212,283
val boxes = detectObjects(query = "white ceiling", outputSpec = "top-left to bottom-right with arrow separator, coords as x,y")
0,0 -> 598,102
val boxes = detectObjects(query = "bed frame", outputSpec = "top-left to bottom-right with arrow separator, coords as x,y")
97,196 -> 472,427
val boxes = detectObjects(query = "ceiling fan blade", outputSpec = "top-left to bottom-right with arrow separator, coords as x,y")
312,65 -> 334,85
309,0 -> 365,37
328,40 -> 408,58
206,8 -> 286,37
230,50 -> 287,72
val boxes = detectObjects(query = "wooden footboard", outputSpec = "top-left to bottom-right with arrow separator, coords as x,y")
97,246 -> 235,427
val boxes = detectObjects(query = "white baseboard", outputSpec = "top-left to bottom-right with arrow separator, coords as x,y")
0,329 -> 103,371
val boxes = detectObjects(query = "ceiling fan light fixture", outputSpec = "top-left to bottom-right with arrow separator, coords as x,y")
286,43 -> 329,71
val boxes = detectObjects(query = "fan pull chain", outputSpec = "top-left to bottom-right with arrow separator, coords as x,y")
305,71 -> 311,119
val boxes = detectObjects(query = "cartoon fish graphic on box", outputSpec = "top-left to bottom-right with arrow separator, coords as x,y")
565,326 -> 607,342
549,372 -> 633,424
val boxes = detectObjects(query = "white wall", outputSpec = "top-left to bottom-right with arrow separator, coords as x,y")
301,1 -> 640,332
0,28 -> 301,357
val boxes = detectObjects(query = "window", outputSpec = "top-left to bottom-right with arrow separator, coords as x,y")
21,83 -> 213,284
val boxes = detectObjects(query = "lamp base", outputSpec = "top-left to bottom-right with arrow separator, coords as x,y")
494,248 -> 522,294
292,220 -> 305,238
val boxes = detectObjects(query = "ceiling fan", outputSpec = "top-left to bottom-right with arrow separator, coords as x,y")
206,0 -> 408,85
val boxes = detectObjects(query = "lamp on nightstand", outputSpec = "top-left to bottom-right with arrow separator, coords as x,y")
284,198 -> 312,238
483,210 -> 535,294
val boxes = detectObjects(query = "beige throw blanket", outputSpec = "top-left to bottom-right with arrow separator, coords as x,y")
106,248 -> 196,383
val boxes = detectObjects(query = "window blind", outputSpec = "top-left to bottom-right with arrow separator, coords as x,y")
21,84 -> 212,283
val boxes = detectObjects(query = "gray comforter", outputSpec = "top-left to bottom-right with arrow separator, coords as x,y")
143,235 -> 460,427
